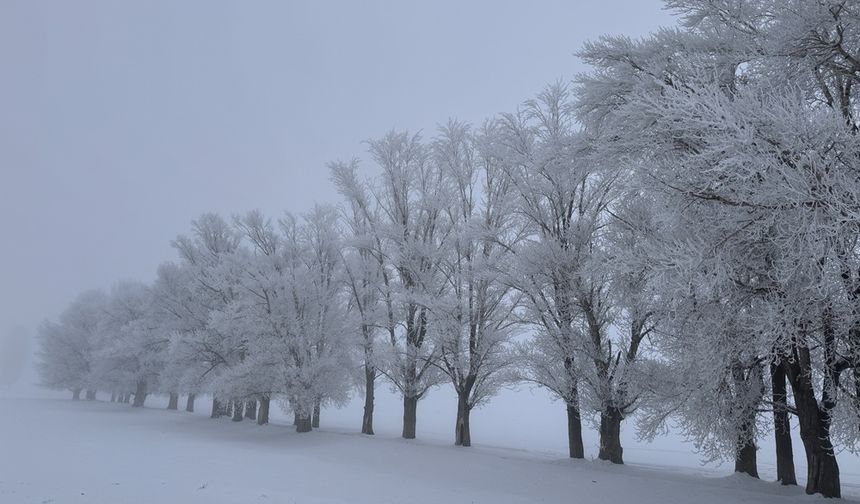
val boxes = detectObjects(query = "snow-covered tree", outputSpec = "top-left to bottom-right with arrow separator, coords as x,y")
37,290 -> 108,400
169,213 -> 244,418
334,131 -> 449,439
151,260 -> 208,412
92,281 -> 165,407
331,160 -> 386,435
497,83 -> 624,460
225,207 -> 353,432
430,120 -> 520,446
576,1 -> 860,494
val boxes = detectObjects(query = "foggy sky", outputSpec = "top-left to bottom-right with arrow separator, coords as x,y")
0,1 -> 672,341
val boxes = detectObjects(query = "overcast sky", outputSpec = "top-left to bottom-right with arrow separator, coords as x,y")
0,1 -> 673,340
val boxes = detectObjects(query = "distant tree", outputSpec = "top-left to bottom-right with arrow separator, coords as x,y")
89,281 -> 162,407
37,290 -> 107,400
224,207 -> 353,432
169,213 -> 244,418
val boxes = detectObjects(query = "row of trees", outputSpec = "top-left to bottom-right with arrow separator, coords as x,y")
38,0 -> 859,498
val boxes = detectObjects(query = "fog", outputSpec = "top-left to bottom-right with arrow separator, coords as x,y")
5,3 -> 860,503
0,0 -> 670,386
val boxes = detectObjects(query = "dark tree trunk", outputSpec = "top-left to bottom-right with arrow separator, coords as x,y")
771,362 -> 797,485
123,393 -> 131,403
72,388 -> 81,401
231,399 -> 244,421
132,381 -> 146,407
110,393 -> 116,402
296,414 -> 312,433
185,393 -> 196,412
312,399 -> 321,428
244,399 -> 257,420
293,411 -> 299,426
402,395 -> 418,439
257,396 -> 270,425
730,359 -> 762,479
85,389 -> 96,400
454,392 -> 472,447
211,397 -> 223,419
167,392 -> 179,410
566,403 -> 585,459
362,366 -> 375,435
785,354 -> 841,498
598,407 -> 624,464
735,434 -> 759,478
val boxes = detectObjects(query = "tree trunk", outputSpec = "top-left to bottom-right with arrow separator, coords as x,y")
735,434 -> 759,478
796,408 -> 842,498
85,389 -> 96,400
454,392 -> 472,447
566,403 -> 585,459
123,393 -> 131,403
110,393 -> 116,402
167,392 -> 179,410
362,365 -> 375,435
211,397 -> 223,419
231,399 -> 243,421
785,355 -> 841,497
598,407 -> 624,464
402,395 -> 418,439
72,388 -> 81,400
257,396 -> 270,425
296,414 -> 312,433
293,411 -> 299,426
185,393 -> 196,412
771,362 -> 797,485
131,381 -> 146,407
730,359 -> 762,479
244,399 -> 257,420
312,399 -> 321,429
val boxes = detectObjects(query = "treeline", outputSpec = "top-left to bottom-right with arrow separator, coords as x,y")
37,1 -> 860,498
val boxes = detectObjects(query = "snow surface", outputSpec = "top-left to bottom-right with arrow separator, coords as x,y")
2,387 -> 860,504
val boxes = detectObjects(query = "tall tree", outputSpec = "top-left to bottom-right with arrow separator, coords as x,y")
332,160 -> 385,435
577,2 -> 860,493
499,84 -> 609,459
335,131 -> 449,439
431,120 -> 520,447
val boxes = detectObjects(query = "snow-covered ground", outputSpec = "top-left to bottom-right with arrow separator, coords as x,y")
2,384 -> 860,503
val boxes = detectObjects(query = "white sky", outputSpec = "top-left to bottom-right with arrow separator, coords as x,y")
0,0 -> 673,334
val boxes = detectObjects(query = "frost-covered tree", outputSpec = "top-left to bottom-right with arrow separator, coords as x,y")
151,261 -> 208,413
92,281 -> 165,408
274,207 -> 353,431
430,120 -> 520,446
225,207 -> 353,432
331,160 -> 386,435
497,84 -> 623,460
576,1 -> 860,494
169,213 -> 244,418
334,131 -> 449,439
37,290 -> 108,400
223,210 -> 286,425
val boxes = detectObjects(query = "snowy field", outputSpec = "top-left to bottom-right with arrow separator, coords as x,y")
3,384 -> 860,503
